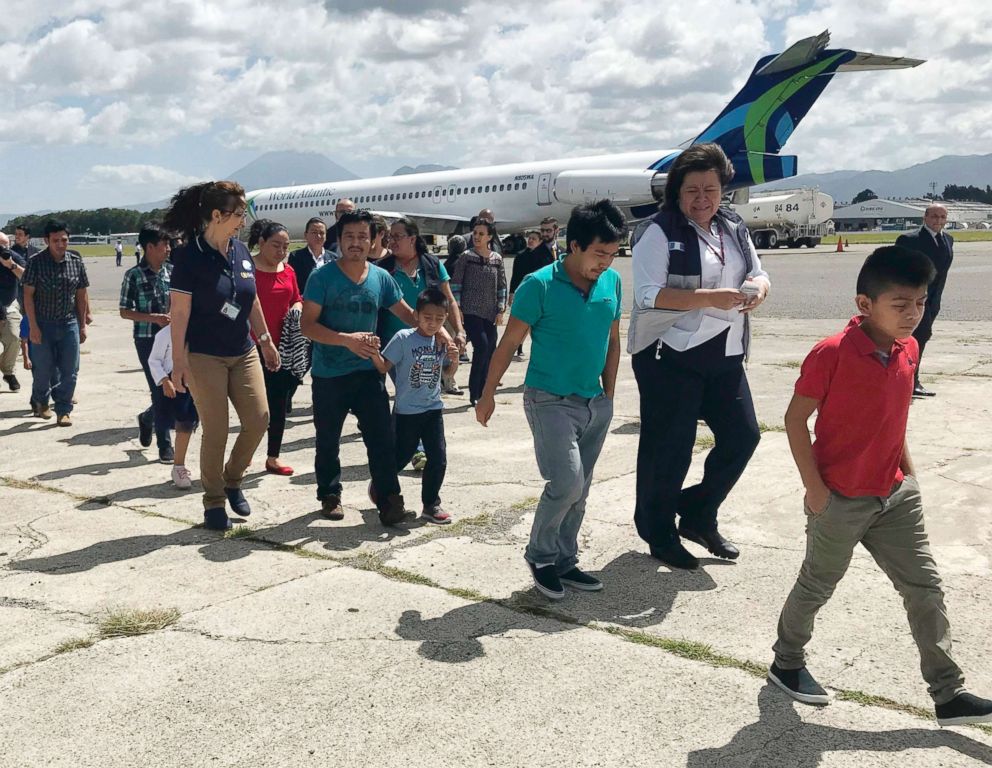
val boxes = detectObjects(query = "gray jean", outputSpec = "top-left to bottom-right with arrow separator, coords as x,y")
523,387 -> 613,572
773,475 -> 965,705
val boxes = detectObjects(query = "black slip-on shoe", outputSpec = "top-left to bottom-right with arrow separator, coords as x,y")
224,487 -> 251,517
768,663 -> 830,705
158,444 -> 175,464
527,562 -> 565,600
913,384 -> 937,398
649,541 -> 699,570
679,526 -> 740,560
559,567 -> 603,592
936,692 -> 992,726
203,507 -> 232,531
3,374 -> 20,392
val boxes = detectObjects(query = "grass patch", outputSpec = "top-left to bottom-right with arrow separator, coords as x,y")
694,433 -> 715,451
823,232 -> 992,245
224,524 -> 258,539
758,421 -> 786,433
97,607 -> 180,638
440,512 -> 493,535
603,626 -> 767,676
350,551 -> 440,588
445,587 -> 489,602
53,636 -> 95,654
770,360 -> 803,369
510,497 -> 540,511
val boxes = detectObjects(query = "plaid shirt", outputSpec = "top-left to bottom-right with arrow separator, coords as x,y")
119,259 -> 172,338
21,248 -> 89,322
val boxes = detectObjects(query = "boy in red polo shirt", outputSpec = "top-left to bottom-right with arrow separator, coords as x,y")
768,246 -> 992,726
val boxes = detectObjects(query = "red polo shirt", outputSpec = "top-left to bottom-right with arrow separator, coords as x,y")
795,316 -> 918,498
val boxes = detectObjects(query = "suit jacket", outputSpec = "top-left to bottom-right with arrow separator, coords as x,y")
895,227 -> 953,312
289,246 -> 333,296
509,243 -> 556,294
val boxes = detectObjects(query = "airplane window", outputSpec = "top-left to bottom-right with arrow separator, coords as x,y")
498,184 -> 503,192
442,189 -> 447,196
514,183 -> 519,190
522,183 -> 527,190
485,185 -> 491,193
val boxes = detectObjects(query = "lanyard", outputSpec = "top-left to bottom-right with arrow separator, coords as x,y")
198,236 -> 238,303
706,225 -> 726,267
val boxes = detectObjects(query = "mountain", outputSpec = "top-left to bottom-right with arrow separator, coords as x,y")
393,164 -> 459,176
116,151 -> 361,212
755,154 -> 992,204
230,150 -> 358,190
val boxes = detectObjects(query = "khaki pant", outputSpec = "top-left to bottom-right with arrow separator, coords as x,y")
773,476 -> 965,704
188,351 -> 269,511
0,303 -> 21,376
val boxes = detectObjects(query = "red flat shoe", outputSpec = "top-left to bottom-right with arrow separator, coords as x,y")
265,462 -> 294,476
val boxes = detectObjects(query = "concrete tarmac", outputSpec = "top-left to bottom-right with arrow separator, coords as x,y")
2,271 -> 992,765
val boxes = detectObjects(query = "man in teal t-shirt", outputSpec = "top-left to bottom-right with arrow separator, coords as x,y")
301,210 -> 419,527
476,200 -> 625,601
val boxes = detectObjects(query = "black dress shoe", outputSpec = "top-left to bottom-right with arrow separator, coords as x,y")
224,487 -> 252,517
679,526 -> 740,560
912,384 -> 936,398
649,541 -> 699,570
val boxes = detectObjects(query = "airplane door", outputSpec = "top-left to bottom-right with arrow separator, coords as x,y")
433,186 -> 442,204
537,173 -> 552,205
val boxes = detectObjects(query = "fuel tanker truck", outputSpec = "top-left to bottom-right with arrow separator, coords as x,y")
731,188 -> 834,249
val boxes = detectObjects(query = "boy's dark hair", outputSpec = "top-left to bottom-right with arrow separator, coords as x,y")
43,220 -> 70,237
856,246 -> 936,299
565,199 -> 627,252
336,209 -> 374,240
138,221 -> 172,249
15,225 -> 30,236
416,286 -> 449,312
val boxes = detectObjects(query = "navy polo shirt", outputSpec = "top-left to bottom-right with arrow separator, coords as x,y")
170,236 -> 256,357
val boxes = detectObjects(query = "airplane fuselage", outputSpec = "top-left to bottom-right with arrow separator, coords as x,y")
247,150 -> 670,238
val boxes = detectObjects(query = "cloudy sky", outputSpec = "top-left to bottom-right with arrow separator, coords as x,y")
1,0 -> 989,212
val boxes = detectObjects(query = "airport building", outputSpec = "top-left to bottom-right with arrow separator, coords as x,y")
832,198 -> 992,231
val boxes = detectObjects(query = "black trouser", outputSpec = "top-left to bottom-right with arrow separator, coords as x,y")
912,295 -> 941,382
631,331 -> 760,547
395,409 -> 446,508
464,313 -> 497,402
134,337 -> 172,449
312,370 -> 399,506
261,362 -> 298,458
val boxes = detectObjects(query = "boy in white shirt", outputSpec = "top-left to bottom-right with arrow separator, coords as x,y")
148,326 -> 199,489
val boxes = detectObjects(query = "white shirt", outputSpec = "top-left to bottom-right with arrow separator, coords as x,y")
147,326 -> 174,386
632,218 -> 769,356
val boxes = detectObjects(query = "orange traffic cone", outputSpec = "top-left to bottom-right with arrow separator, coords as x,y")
836,237 -> 844,252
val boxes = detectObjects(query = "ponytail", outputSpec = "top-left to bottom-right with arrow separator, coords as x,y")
164,180 -> 246,241
248,219 -> 287,250
395,216 -> 430,257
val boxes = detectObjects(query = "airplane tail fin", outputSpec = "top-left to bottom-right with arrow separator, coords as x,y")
652,31 -> 923,186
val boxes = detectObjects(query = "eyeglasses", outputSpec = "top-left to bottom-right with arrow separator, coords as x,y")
224,209 -> 248,220
387,233 -> 413,241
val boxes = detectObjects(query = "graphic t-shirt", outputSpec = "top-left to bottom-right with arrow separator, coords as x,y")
382,327 -> 448,415
303,261 -> 402,378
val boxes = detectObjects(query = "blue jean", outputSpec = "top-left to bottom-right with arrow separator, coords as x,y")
523,387 -> 613,572
29,319 -> 80,416
135,337 -> 173,449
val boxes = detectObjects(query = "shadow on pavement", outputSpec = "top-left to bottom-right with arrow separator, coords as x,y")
394,551 -> 722,664
685,684 -> 992,767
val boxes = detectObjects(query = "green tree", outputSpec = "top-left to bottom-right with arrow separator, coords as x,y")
851,188 -> 878,204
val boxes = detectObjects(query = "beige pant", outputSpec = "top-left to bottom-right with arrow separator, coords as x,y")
188,351 -> 269,510
773,475 -> 964,704
0,303 -> 21,376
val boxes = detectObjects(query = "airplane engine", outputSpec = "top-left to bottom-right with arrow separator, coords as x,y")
553,169 -> 665,206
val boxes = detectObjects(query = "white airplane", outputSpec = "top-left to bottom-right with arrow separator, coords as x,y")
246,31 -> 922,239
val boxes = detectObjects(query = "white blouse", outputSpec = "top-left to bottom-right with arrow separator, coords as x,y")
632,218 -> 769,356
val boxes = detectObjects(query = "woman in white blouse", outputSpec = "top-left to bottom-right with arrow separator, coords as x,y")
630,143 -> 770,570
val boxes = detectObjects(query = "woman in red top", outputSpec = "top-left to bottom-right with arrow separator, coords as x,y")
249,220 -> 303,476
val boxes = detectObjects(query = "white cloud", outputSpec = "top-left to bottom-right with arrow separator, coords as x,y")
1,0 -> 990,209
85,164 -> 206,196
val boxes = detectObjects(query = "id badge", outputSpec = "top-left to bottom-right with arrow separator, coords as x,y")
220,300 -> 241,320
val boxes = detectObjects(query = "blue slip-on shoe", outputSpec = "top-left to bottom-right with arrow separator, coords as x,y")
203,507 -> 232,531
224,487 -> 251,517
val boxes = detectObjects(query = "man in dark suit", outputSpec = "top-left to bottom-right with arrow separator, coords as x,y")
323,199 -> 355,257
896,204 -> 953,397
289,217 -> 332,296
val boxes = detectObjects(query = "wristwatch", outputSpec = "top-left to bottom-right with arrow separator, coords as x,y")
258,332 -> 271,343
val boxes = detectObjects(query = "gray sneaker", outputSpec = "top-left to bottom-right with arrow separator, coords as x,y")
768,663 -> 830,705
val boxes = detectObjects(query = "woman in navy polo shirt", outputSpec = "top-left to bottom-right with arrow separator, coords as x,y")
165,181 -> 280,531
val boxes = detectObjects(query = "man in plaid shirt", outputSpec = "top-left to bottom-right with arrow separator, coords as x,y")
21,221 -> 90,425
119,223 -> 174,461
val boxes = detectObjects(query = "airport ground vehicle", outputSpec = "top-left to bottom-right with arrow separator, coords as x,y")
732,188 -> 834,248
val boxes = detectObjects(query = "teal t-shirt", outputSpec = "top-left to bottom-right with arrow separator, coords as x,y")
303,261 -> 403,378
510,261 -> 622,397
378,262 -> 451,344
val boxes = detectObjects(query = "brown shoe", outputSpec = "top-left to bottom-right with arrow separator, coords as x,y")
320,495 -> 344,520
37,405 -> 53,420
57,413 -> 72,427
379,493 -> 409,527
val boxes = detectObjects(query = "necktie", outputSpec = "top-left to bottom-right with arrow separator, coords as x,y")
934,232 -> 944,252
